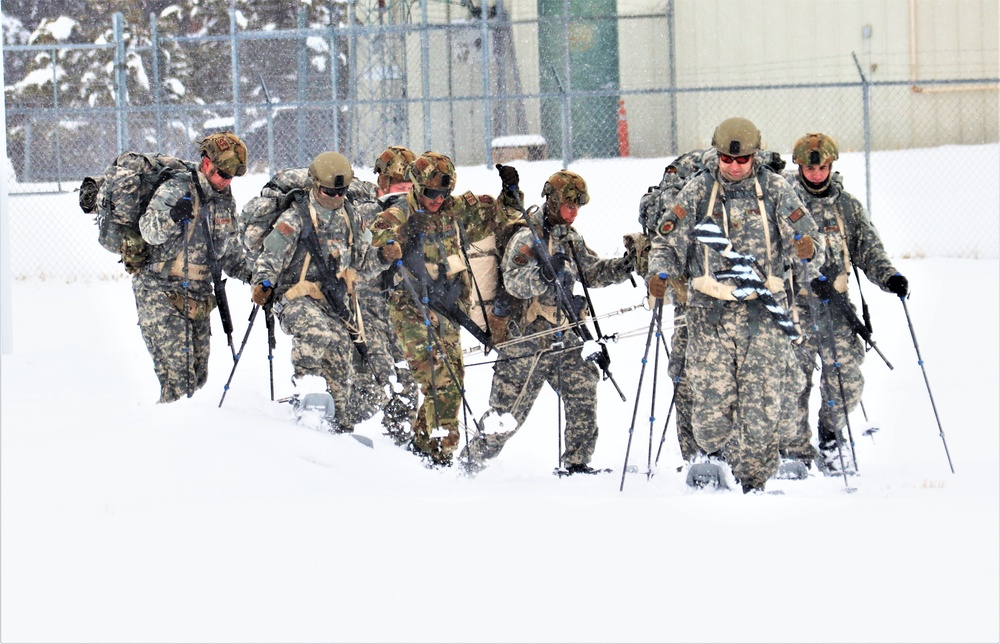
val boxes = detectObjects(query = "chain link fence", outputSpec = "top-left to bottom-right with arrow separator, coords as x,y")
4,6 -> 998,280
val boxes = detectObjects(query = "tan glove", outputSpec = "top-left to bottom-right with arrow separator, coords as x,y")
648,274 -> 669,299
793,234 -> 815,261
669,277 -> 688,306
379,242 -> 402,263
486,310 -> 510,345
251,283 -> 273,306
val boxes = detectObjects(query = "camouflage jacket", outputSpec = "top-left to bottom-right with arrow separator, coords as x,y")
503,213 -> 633,320
369,188 -> 520,305
353,190 -> 409,300
648,150 -> 823,309
782,171 -> 898,291
138,169 -> 249,298
251,191 -> 381,300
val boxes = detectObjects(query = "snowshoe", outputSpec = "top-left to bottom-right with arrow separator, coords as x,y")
685,462 -> 730,490
554,463 -> 613,477
775,459 -> 810,480
284,391 -> 373,448
816,444 -> 857,477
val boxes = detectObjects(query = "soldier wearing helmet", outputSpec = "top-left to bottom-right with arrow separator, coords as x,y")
249,151 -> 386,434
645,117 -> 823,493
132,131 -> 251,402
347,146 -> 422,446
368,151 -> 522,467
781,132 -> 908,476
461,168 -> 636,475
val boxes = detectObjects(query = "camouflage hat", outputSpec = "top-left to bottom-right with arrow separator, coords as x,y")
198,132 -> 247,177
374,146 -> 417,191
711,117 -> 761,157
793,132 -> 839,166
309,151 -> 354,189
542,170 -> 589,205
406,152 -> 456,192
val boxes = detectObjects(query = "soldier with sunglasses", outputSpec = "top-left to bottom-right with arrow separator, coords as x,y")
646,117 -> 823,494
369,152 -> 522,466
249,152 -> 384,434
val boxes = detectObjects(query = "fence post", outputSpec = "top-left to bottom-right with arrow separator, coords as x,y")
230,4 -> 241,135
667,0 -> 678,155
113,12 -> 128,153
151,13 -> 163,146
479,0 -> 493,167
419,0 -> 432,152
852,51 -> 874,218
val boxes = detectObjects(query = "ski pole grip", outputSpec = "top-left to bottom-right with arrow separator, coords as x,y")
658,272 -> 667,279
262,280 -> 272,288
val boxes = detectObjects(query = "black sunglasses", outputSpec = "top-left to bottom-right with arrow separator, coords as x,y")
319,185 -> 348,197
719,153 -> 752,165
215,168 -> 234,180
422,186 -> 451,200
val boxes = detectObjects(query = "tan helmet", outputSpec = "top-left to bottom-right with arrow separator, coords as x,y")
309,151 -> 354,191
711,117 -> 761,157
198,132 -> 247,177
542,170 -> 589,205
406,151 -> 456,194
793,132 -> 840,166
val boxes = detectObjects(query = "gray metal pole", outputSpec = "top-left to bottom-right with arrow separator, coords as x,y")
230,5 -> 241,135
113,12 -> 128,153
420,0 -> 432,152
852,50 -> 874,217
479,0 -> 493,166
560,0 -> 572,166
151,14 -> 163,146
1,32 -> 13,354
296,7 -> 308,166
667,0 -> 678,155
330,22 -> 341,152
51,47 -> 63,189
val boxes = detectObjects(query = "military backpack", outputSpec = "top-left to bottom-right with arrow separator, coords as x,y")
79,151 -> 193,272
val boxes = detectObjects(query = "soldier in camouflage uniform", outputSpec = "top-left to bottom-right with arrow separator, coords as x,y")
134,132 -> 251,403
462,170 -> 635,474
249,152 -> 384,433
369,152 -> 521,466
782,133 -> 909,475
647,118 -> 823,493
348,146 -> 422,444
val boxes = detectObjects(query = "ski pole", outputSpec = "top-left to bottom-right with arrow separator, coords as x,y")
264,304 -> 276,401
653,383 -> 678,467
645,303 -> 665,480
181,215 -> 193,398
900,297 -> 955,473
620,291 -> 663,492
218,304 -> 260,408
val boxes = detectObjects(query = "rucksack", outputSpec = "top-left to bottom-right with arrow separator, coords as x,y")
79,151 -> 193,271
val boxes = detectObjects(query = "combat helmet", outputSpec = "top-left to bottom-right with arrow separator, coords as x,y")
198,132 -> 247,177
407,152 -> 456,197
542,170 -> 589,205
309,152 -> 354,192
793,132 -> 840,167
374,146 -> 417,192
711,117 -> 761,157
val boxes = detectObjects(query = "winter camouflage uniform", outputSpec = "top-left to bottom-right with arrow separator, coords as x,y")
369,180 -> 520,464
352,190 -> 420,441
252,189 -> 382,430
781,170 -> 900,470
135,168 -> 250,403
648,148 -> 822,491
469,208 -> 634,469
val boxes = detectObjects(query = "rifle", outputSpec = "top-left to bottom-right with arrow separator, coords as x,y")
506,188 -> 626,400
188,168 -> 237,361
822,280 -> 893,369
397,215 -> 495,350
691,216 -> 800,341
296,198 -> 377,378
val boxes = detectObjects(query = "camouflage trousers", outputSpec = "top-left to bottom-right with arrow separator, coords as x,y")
344,291 -> 419,429
133,276 -> 212,403
276,296 -> 356,428
486,320 -> 602,466
785,302 -> 866,458
668,305 -> 697,462
685,301 -> 801,489
388,289 -> 464,462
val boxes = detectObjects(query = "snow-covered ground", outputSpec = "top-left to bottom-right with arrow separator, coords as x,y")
1,149 -> 998,643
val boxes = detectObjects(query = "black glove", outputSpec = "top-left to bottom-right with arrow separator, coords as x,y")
886,273 -> 909,297
496,163 -> 519,192
539,251 -> 569,283
169,195 -> 194,224
810,276 -> 835,301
